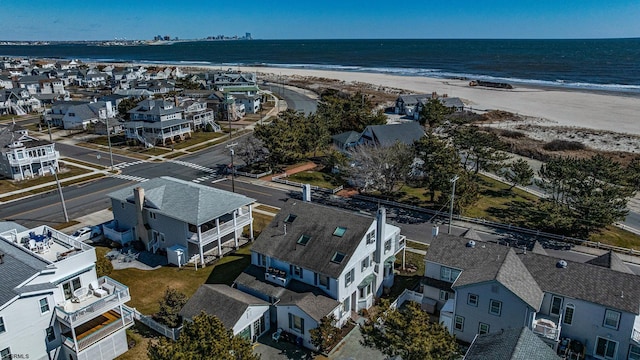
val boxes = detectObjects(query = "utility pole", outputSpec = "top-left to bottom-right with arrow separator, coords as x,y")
226,142 -> 238,193
53,168 -> 69,223
448,175 -> 460,234
106,116 -> 114,170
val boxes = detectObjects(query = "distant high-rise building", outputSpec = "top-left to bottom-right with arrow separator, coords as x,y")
245,32 -> 252,40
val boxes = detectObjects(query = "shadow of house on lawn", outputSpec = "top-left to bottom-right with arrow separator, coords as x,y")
204,252 -> 252,285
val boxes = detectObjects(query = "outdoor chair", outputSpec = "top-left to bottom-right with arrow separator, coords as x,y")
89,280 -> 108,298
272,328 -> 283,342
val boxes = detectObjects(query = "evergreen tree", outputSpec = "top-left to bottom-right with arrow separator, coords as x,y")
501,158 -> 534,190
418,98 -> 454,128
155,288 -> 188,328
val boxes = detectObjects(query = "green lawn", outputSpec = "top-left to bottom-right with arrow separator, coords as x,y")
286,170 -> 343,189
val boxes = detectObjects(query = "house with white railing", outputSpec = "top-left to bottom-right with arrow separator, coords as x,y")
422,235 -> 640,360
106,176 -> 256,265
0,122 -> 60,180
125,99 -> 192,146
232,200 -> 406,349
0,223 -> 134,360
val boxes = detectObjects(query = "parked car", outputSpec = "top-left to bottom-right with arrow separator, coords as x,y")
71,226 -> 102,242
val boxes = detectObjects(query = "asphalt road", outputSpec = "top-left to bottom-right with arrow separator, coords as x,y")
269,83 -> 318,115
57,142 -> 136,166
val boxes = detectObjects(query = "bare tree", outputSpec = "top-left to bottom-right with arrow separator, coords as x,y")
345,142 -> 412,195
236,135 -> 267,166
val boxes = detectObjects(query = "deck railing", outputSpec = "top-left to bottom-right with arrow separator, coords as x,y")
56,277 -> 130,327
64,306 -> 134,352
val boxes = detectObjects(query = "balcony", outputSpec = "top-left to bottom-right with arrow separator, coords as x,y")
63,306 -> 134,353
187,213 -> 252,246
532,317 -> 561,341
396,235 -> 406,252
56,277 -> 131,327
265,267 -> 289,287
632,329 -> 640,344
9,225 -> 93,264
7,151 -> 59,166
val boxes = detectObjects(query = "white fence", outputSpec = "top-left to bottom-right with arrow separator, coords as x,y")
390,289 -> 425,310
132,308 -> 182,341
272,173 -> 344,194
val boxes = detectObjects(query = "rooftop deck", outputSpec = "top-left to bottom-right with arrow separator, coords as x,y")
0,225 -> 92,264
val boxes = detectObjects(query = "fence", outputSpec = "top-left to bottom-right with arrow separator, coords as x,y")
236,169 -> 272,178
132,308 -> 182,341
390,289 -> 425,310
271,174 -> 344,194
353,194 -> 640,257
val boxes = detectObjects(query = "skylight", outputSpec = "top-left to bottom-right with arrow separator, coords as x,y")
297,235 -> 311,245
284,214 -> 297,223
331,252 -> 346,264
333,226 -> 347,237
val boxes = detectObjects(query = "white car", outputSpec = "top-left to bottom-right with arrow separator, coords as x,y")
71,226 -> 101,242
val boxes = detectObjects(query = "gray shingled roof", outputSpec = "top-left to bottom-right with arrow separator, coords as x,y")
235,265 -> 339,321
129,99 -> 182,117
425,236 -> 543,311
0,239 -> 50,307
398,94 -> 428,106
0,221 -> 28,234
585,251 -> 633,274
518,252 -> 640,314
332,131 -> 361,146
107,176 -> 255,225
363,122 -> 425,147
464,327 -> 560,360
179,284 -> 268,329
250,201 -> 373,278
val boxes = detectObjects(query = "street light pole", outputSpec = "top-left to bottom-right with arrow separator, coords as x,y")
106,116 -> 114,170
53,169 -> 69,223
226,142 -> 238,193
448,175 -> 460,234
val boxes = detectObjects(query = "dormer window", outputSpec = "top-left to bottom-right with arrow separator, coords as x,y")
331,252 -> 346,264
333,227 -> 347,237
284,214 -> 297,223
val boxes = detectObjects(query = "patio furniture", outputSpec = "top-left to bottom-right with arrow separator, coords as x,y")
73,287 -> 90,301
89,281 -> 108,298
28,239 -> 37,251
272,328 -> 283,342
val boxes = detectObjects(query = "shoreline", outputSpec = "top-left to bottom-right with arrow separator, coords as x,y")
88,60 -> 640,138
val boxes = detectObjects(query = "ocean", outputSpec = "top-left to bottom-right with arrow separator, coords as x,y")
1,38 -> 639,93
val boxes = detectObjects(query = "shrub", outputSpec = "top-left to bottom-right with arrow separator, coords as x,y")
499,129 -> 526,138
543,139 -> 586,151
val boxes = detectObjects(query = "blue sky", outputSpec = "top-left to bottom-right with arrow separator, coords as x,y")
1,0 -> 639,41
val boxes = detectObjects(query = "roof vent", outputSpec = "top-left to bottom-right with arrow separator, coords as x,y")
556,260 -> 568,268
466,240 -> 476,248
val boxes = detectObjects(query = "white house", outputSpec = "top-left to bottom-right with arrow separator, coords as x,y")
0,223 -> 133,360
125,99 -> 191,146
0,123 -> 60,180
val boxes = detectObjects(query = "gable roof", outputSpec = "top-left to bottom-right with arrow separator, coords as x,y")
332,131 -> 361,146
250,201 -> 374,278
585,250 -> 634,274
107,176 -> 255,225
518,252 -> 640,314
179,284 -> 268,329
464,327 -> 560,360
362,122 -> 425,147
235,265 -> 339,321
425,236 -> 543,311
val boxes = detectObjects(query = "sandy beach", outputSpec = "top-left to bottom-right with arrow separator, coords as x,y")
234,66 -> 640,136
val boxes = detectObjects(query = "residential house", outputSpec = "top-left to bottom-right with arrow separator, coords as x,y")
212,71 -> 257,90
232,93 -> 261,114
0,123 -> 60,180
422,235 -> 640,360
463,327 -> 560,360
395,94 -> 427,116
0,223 -> 133,360
2,88 -> 41,115
233,200 -> 406,349
82,73 -> 108,88
395,93 -> 464,119
180,99 -> 220,132
17,75 -> 49,94
0,75 -> 13,89
59,101 -> 117,130
105,176 -> 256,265
331,131 -> 361,154
125,99 -> 191,146
359,122 -> 426,147
45,101 -> 90,127
180,284 -> 270,342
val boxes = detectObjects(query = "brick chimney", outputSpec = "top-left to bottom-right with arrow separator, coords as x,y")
133,187 -> 150,248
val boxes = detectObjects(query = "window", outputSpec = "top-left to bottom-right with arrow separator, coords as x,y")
439,290 -> 449,301
454,316 -> 464,331
344,269 -> 354,287
332,252 -> 346,264
289,313 -> 304,334
333,227 -> 347,237
150,212 -> 156,219
62,277 -> 81,300
468,293 -> 479,307
550,295 -> 563,316
284,214 -> 297,223
361,257 -> 370,271
46,326 -> 56,342
384,239 -> 391,253
603,309 -> 621,330
40,298 -> 50,314
259,254 -> 266,266
563,304 -> 575,325
0,317 -> 5,333
343,298 -> 350,313
319,275 -> 329,289
297,235 -> 311,246
359,283 -> 372,298
478,322 -> 490,335
489,299 -> 502,316
292,265 -> 303,278
629,344 -> 640,360
366,231 -> 375,244
595,336 -> 617,359
0,348 -> 10,360
440,266 -> 461,282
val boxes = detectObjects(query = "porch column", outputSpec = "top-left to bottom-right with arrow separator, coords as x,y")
29,163 -> 34,178
248,205 -> 254,241
402,247 -> 406,270
216,218 -> 222,257
71,326 -> 79,351
197,225 -> 204,264
233,210 -> 238,249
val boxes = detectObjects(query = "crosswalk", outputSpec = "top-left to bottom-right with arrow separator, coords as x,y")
192,174 -> 222,184
168,160 -> 217,174
111,174 -> 148,183
112,160 -> 148,170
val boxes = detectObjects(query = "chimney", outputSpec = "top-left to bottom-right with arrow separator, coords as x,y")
133,187 -> 150,247
375,207 -> 386,263
302,184 -> 311,202
174,94 -> 179,107
431,91 -> 438,99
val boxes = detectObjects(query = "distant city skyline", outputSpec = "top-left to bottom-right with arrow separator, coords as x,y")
1,0 -> 639,41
